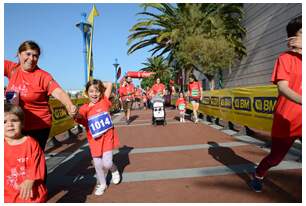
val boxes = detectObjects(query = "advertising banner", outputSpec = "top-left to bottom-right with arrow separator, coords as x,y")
172,85 -> 278,132
48,98 -> 89,138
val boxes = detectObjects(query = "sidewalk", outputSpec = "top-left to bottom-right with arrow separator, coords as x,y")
45,108 -> 301,203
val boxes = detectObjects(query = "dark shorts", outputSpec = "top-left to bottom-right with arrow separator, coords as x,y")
189,97 -> 200,104
123,100 -> 133,111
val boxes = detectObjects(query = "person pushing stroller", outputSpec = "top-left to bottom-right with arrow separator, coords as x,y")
151,78 -> 166,125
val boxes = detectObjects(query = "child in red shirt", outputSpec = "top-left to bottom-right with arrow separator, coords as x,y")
4,103 -> 47,203
175,92 -> 187,123
250,15 -> 302,192
74,79 -> 121,196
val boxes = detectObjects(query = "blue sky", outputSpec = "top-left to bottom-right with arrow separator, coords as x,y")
4,3 -> 156,90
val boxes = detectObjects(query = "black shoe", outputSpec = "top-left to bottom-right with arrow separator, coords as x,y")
249,174 -> 263,192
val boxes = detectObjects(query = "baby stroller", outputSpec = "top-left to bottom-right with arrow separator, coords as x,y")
151,95 -> 166,126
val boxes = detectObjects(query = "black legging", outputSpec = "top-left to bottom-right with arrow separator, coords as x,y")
23,128 -> 51,151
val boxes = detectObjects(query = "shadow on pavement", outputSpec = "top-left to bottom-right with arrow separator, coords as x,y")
207,141 -> 255,185
47,146 -> 95,202
113,145 -> 134,176
128,115 -> 139,124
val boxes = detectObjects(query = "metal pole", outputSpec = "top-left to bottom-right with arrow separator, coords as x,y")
82,30 -> 87,85
76,13 -> 91,86
113,58 -> 119,96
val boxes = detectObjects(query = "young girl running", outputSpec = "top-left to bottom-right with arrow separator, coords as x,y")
74,79 -> 121,196
4,103 -> 47,203
249,15 -> 302,192
175,92 -> 187,122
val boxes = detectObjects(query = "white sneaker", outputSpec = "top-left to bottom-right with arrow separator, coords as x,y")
112,170 -> 121,184
183,119 -> 185,123
94,184 -> 107,196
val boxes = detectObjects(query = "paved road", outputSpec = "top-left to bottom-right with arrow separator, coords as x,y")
45,108 -> 302,203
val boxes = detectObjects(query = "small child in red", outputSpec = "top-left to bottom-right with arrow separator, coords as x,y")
175,92 -> 187,123
4,103 -> 47,203
74,79 -> 121,196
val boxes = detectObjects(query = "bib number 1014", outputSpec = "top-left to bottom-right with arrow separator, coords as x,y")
88,112 -> 113,139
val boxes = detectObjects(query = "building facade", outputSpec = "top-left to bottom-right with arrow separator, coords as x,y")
222,3 -> 302,88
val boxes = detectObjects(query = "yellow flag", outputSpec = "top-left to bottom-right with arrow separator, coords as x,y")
87,5 -> 99,25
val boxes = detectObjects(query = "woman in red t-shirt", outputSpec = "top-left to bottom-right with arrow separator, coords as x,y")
151,77 -> 166,97
4,41 -> 77,150
74,79 -> 121,196
250,16 -> 302,192
4,104 -> 47,203
188,75 -> 203,123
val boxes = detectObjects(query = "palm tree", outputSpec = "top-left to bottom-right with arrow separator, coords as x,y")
127,3 -> 179,60
140,56 -> 173,89
128,3 -> 246,90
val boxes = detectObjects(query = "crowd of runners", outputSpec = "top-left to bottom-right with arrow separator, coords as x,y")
4,16 -> 302,202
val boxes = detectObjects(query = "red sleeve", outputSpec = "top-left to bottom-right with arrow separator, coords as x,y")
104,96 -> 112,108
198,82 -> 202,89
39,70 -> 61,96
27,138 -> 46,181
271,54 -> 291,84
4,60 -> 18,78
75,105 -> 88,126
162,84 -> 166,91
175,99 -> 179,106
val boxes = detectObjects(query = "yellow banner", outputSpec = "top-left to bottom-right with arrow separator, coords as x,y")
48,98 -> 89,138
172,85 -> 278,132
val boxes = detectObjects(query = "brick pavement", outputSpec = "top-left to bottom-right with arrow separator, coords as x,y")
45,108 -> 302,203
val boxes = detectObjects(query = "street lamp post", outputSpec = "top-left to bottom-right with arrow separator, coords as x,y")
113,58 -> 119,95
76,13 -> 92,85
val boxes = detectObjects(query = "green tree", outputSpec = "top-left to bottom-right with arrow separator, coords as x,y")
127,3 -> 179,60
128,3 -> 246,90
140,56 -> 173,89
175,35 -> 235,89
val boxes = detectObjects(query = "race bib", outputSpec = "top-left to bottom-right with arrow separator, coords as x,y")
191,89 -> 199,97
88,112 -> 113,139
178,104 -> 185,110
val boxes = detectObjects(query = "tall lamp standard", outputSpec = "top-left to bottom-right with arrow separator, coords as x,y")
113,58 -> 120,95
76,13 -> 92,85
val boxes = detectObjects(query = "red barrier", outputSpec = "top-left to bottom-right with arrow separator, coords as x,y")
126,71 -> 155,78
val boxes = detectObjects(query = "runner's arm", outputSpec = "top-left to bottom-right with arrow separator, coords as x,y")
103,82 -> 113,99
51,88 -> 77,117
277,80 -> 302,105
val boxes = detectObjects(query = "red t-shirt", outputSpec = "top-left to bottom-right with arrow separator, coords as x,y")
271,51 -> 302,138
135,88 -> 142,99
152,83 -> 165,96
188,81 -> 202,99
4,60 -> 60,131
146,88 -> 153,100
119,83 -> 135,101
4,136 -> 47,203
176,97 -> 187,111
75,96 -> 120,157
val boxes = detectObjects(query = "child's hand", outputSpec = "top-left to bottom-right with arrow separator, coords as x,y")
288,36 -> 302,51
68,105 -> 78,117
17,179 -> 34,200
